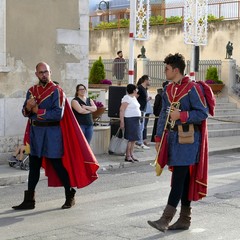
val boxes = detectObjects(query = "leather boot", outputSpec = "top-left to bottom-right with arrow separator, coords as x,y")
61,188 -> 76,209
147,204 -> 177,232
168,206 -> 191,230
12,190 -> 35,210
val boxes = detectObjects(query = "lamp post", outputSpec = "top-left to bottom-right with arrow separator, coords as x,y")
128,0 -> 150,84
184,0 -> 208,80
96,0 -> 110,22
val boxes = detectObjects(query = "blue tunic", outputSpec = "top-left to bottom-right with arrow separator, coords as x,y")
22,82 -> 64,158
156,77 -> 208,166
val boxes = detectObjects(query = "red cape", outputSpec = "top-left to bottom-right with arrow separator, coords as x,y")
42,100 -> 99,188
188,120 -> 208,201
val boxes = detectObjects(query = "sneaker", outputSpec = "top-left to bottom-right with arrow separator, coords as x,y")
135,143 -> 142,149
141,144 -> 150,150
143,141 -> 149,146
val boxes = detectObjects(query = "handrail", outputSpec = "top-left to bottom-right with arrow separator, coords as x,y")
89,1 -> 240,30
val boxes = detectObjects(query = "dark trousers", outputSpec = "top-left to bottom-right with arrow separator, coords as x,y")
28,155 -> 71,192
143,113 -> 150,140
167,166 -> 191,208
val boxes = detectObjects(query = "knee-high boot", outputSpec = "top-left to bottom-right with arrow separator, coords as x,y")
12,190 -> 35,210
61,188 -> 76,209
168,205 -> 191,230
147,204 -> 177,232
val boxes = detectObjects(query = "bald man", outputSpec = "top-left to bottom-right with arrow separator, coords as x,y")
12,62 -> 76,210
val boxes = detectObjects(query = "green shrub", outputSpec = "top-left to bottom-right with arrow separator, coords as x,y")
166,16 -> 182,23
208,14 -> 224,22
205,66 -> 223,84
150,15 -> 164,25
89,57 -> 106,84
93,14 -> 223,30
119,19 -> 130,27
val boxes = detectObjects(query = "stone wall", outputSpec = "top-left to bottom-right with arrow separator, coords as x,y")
89,20 -> 240,65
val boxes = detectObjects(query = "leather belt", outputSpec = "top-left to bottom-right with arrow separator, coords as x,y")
30,120 -> 60,127
168,124 -> 200,132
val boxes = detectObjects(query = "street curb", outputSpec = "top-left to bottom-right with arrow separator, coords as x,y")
1,147 -> 240,186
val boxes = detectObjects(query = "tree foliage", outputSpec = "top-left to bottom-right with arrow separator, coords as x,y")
89,57 -> 106,84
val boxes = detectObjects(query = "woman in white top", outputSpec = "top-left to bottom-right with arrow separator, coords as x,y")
119,84 -> 141,162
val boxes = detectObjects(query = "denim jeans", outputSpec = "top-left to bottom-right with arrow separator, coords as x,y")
80,125 -> 94,144
136,111 -> 145,145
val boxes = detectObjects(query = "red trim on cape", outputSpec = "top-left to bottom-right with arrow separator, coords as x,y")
188,120 -> 208,201
29,81 -> 57,105
156,130 -> 168,169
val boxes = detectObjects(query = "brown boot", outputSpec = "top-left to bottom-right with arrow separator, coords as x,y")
168,206 -> 191,230
147,204 -> 177,232
61,188 -> 76,209
12,190 -> 35,210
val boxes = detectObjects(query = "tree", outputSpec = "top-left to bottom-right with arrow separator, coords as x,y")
89,57 -> 106,84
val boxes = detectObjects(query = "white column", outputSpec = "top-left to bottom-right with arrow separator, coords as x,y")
79,0 -> 89,88
128,0 -> 136,84
221,59 -> 236,96
0,0 -> 6,66
136,58 -> 149,82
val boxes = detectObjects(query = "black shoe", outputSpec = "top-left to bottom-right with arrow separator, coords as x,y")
131,156 -> 139,162
124,157 -> 134,163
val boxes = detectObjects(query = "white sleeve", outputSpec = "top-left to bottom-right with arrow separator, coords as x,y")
121,95 -> 130,104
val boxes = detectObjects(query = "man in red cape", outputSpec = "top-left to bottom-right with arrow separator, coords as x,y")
12,62 -> 99,210
148,53 -> 215,233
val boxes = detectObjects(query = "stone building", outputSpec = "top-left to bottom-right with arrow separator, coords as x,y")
0,0 -> 89,160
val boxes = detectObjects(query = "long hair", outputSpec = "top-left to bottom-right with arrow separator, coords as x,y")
137,75 -> 149,86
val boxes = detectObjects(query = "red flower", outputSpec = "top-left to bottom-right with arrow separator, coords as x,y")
100,79 -> 112,85
93,100 -> 104,108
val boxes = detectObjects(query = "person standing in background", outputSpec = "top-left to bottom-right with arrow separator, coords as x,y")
135,75 -> 151,149
119,84 -> 141,162
143,94 -> 153,146
71,84 -> 97,144
151,81 -> 169,142
112,50 -> 126,86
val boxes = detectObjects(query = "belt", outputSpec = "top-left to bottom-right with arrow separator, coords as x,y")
167,124 -> 200,132
30,120 -> 60,127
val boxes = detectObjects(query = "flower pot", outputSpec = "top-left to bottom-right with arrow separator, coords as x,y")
208,84 -> 225,95
92,107 -> 106,122
89,84 -> 110,91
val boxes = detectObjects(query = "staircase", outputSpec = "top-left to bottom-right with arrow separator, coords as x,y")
147,97 -> 240,140
208,97 -> 240,137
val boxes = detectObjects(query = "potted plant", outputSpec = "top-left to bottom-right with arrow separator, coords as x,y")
205,66 -> 225,94
89,57 -> 111,90
88,91 -> 106,122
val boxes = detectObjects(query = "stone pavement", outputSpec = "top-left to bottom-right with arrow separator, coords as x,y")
0,136 -> 239,186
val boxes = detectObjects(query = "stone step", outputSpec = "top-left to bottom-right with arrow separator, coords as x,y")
208,128 -> 240,137
215,102 -> 237,109
208,115 -> 240,122
146,121 -> 240,131
214,109 -> 240,115
207,122 -> 240,130
146,126 -> 240,138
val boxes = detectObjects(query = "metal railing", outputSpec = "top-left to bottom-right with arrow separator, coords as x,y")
90,1 -> 240,30
89,59 -> 134,85
89,59 -> 222,88
147,60 -> 222,87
